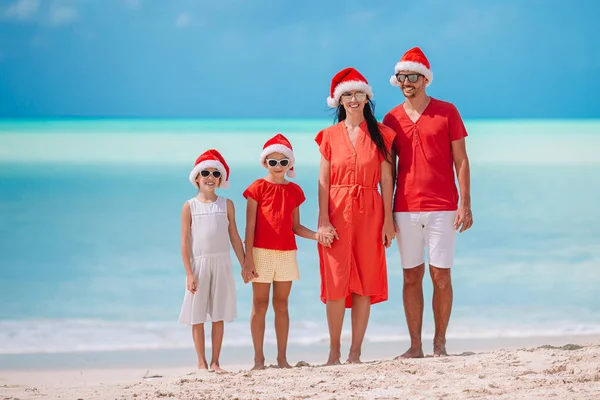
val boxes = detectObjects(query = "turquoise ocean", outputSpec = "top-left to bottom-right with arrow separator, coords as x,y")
0,119 -> 599,357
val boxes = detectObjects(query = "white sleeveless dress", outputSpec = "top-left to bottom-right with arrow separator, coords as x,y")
178,196 -> 237,325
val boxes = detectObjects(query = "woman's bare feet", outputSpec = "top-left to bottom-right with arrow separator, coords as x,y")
251,357 -> 265,371
325,350 -> 341,366
198,360 -> 209,370
277,357 -> 292,369
210,362 -> 228,374
398,346 -> 424,359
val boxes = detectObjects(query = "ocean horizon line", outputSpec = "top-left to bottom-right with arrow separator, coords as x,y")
1,116 -> 600,123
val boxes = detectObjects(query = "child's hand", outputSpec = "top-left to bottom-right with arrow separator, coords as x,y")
323,232 -> 335,246
318,224 -> 339,248
241,258 -> 258,284
186,274 -> 197,294
316,232 -> 334,247
316,229 -> 337,248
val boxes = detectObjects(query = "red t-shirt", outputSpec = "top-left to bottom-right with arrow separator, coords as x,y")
383,98 -> 468,212
243,179 -> 306,251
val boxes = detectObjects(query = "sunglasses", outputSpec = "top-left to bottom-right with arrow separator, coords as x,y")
200,170 -> 221,178
340,91 -> 367,102
395,73 -> 424,83
266,158 -> 290,167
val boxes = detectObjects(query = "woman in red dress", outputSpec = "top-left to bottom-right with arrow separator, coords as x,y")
316,68 -> 396,365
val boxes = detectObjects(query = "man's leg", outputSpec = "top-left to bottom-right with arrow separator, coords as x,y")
429,266 -> 452,356
395,212 -> 426,358
401,264 -> 425,358
427,211 -> 457,357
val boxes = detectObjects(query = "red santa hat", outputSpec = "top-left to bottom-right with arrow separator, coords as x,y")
390,47 -> 433,87
327,67 -> 374,108
189,149 -> 230,189
259,133 -> 296,178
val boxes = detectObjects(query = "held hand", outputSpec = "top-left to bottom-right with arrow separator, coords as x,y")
382,219 -> 396,248
453,205 -> 473,233
241,258 -> 258,284
316,231 -> 335,247
186,274 -> 197,294
318,223 -> 339,247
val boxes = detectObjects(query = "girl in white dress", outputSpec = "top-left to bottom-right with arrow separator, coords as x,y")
178,149 -> 245,372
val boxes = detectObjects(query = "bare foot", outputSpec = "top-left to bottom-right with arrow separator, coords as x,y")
251,358 -> 265,371
325,350 -> 341,366
433,341 -> 448,357
277,358 -> 292,369
345,357 -> 362,364
397,347 -> 424,359
198,361 -> 209,370
346,351 -> 362,364
210,362 -> 228,374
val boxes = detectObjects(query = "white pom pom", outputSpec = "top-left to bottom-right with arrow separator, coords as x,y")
390,75 -> 400,86
286,168 -> 296,178
220,181 -> 230,189
326,96 -> 338,108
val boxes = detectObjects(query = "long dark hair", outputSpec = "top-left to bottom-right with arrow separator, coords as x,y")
336,100 -> 389,162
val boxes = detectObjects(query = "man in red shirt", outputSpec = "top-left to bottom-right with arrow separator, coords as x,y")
383,47 -> 473,358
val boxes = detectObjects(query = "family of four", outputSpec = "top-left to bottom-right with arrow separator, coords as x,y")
177,47 -> 473,372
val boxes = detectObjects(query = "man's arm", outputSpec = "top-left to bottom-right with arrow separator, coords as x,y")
452,138 -> 473,232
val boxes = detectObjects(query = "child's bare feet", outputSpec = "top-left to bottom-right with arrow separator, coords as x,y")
277,357 -> 292,368
325,350 -> 341,366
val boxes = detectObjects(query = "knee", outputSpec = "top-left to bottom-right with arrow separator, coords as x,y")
431,270 -> 452,290
253,297 -> 270,314
404,267 -> 425,287
272,296 -> 289,314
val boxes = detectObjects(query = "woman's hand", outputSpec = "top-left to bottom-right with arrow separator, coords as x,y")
382,219 -> 396,248
318,222 -> 338,247
316,231 -> 335,247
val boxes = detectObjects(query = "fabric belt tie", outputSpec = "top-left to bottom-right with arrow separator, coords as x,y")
331,184 -> 377,223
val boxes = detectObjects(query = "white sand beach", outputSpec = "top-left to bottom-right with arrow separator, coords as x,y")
2,336 -> 600,400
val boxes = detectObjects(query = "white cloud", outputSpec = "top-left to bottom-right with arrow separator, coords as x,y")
48,5 -> 78,26
2,0 -> 39,20
176,12 -> 191,28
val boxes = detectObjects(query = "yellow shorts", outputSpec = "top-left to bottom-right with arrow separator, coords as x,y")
251,248 -> 299,283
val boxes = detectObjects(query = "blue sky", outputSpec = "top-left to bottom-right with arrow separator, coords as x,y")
0,0 -> 598,119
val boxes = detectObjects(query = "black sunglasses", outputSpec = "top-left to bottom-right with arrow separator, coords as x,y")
396,73 -> 424,83
266,158 -> 290,167
200,170 -> 221,178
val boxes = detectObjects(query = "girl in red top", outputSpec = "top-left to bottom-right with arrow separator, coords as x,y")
243,133 -> 333,370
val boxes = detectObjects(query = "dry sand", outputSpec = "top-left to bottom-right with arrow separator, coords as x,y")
2,342 -> 600,399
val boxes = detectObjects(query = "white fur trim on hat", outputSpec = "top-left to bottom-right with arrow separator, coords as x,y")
390,61 -> 433,87
189,160 -> 229,189
260,144 -> 296,178
327,80 -> 373,108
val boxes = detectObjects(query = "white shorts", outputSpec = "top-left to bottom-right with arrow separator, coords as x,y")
394,211 -> 457,269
